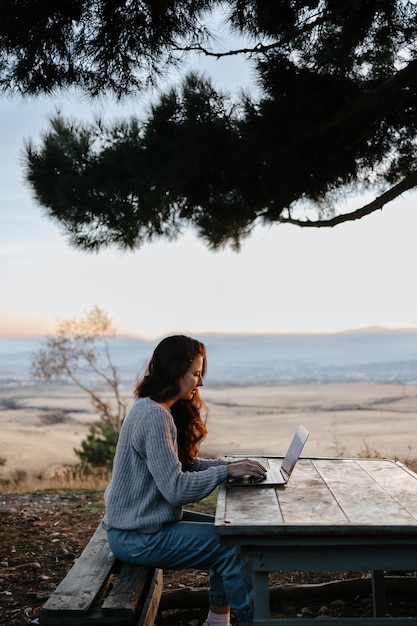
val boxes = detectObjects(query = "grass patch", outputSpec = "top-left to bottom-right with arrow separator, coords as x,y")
188,488 -> 219,515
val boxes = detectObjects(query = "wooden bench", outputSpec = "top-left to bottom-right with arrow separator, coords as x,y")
31,524 -> 163,626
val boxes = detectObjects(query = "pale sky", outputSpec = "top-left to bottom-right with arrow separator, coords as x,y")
1,31 -> 417,339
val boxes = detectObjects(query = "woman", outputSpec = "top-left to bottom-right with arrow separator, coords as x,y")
102,335 -> 266,626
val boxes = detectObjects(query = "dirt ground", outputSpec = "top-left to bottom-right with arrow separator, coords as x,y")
1,491 -> 417,626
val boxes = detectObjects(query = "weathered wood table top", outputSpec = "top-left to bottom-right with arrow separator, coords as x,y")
216,458 -> 417,538
215,458 -> 417,625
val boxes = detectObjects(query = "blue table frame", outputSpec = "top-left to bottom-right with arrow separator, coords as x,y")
215,458 -> 417,624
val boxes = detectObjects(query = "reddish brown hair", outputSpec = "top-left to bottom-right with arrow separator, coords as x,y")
134,335 -> 208,469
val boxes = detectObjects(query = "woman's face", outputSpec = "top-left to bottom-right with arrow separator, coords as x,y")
177,355 -> 204,400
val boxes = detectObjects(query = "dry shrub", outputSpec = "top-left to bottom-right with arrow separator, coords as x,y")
0,464 -> 110,492
39,464 -> 111,490
405,456 -> 417,474
358,443 -> 417,474
38,410 -> 72,425
0,467 -> 28,492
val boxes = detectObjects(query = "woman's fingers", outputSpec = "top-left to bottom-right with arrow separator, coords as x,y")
226,459 -> 267,478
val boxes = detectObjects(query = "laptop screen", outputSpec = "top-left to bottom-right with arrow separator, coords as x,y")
281,424 -> 309,478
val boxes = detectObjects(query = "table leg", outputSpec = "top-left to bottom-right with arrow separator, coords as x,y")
372,570 -> 386,617
252,571 -> 270,620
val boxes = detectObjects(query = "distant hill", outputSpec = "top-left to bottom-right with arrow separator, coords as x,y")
1,328 -> 417,387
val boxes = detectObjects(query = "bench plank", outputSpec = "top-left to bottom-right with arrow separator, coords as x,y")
41,525 -> 115,617
134,569 -> 162,626
38,524 -> 162,626
102,563 -> 149,616
102,564 -> 162,618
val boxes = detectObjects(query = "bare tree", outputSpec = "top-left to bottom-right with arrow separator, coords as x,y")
31,306 -> 126,468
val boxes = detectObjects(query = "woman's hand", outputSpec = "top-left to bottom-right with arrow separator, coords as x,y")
226,459 -> 267,480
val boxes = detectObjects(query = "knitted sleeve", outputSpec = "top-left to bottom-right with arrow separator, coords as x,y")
102,398 -> 228,532
133,405 -> 228,506
190,457 -> 229,471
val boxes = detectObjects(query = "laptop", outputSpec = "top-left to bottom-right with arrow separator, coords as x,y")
228,424 -> 309,486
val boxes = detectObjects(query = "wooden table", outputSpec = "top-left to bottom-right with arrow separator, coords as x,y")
215,458 -> 417,625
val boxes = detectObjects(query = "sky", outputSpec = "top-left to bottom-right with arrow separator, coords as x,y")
1,25 -> 417,340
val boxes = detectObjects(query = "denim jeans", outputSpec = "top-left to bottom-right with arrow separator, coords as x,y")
106,510 -> 253,624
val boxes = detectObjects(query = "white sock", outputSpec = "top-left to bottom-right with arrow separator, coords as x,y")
207,609 -> 230,626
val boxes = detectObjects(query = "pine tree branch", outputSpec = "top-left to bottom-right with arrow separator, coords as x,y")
285,58 -> 417,153
279,171 -> 417,228
174,0 -> 360,59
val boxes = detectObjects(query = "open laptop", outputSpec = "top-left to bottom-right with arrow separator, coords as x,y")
228,424 -> 309,486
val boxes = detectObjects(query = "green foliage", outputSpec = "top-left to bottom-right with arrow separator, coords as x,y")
0,0 -> 213,97
186,487 -> 219,515
0,457 -> 6,467
4,1 -> 417,246
74,421 -> 119,469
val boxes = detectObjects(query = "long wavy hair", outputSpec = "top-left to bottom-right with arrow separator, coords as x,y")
134,335 -> 208,469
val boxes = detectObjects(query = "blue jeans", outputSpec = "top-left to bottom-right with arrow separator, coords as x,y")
107,510 -> 253,624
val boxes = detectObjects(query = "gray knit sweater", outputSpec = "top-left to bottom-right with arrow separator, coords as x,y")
102,397 -> 229,533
